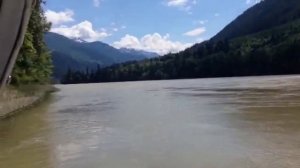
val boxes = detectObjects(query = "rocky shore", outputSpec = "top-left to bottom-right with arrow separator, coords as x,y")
0,85 -> 55,119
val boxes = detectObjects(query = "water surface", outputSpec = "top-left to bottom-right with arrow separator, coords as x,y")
0,76 -> 300,168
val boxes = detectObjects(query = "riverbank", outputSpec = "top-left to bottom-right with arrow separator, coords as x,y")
0,85 -> 56,119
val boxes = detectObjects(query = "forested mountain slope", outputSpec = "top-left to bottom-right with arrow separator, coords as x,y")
62,0 -> 300,84
213,0 -> 300,40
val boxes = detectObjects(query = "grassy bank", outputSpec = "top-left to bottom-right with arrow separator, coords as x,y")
0,85 -> 56,119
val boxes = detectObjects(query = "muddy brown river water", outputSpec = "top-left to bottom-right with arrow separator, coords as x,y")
0,76 -> 300,168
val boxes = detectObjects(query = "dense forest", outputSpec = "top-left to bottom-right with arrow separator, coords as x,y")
62,0 -> 300,84
62,20 -> 300,84
11,0 -> 299,85
213,0 -> 300,40
12,0 -> 52,85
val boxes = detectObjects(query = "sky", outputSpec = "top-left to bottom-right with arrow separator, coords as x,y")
45,0 -> 261,55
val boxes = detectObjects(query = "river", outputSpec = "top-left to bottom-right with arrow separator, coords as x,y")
0,76 -> 300,168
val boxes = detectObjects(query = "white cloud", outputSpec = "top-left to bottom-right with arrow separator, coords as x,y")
165,0 -> 197,12
51,21 -> 110,42
167,0 -> 189,7
93,0 -> 101,7
113,33 -> 193,55
184,27 -> 206,37
246,0 -> 263,5
114,35 -> 140,49
45,9 -> 74,25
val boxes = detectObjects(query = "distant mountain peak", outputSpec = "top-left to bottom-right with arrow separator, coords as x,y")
45,32 -> 155,79
119,48 -> 159,58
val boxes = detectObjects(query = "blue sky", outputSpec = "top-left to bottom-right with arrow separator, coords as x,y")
45,0 -> 260,55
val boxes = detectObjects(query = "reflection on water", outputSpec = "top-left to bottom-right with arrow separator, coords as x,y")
0,75 -> 300,168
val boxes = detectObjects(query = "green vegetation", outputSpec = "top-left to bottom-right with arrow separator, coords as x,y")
62,19 -> 300,84
62,0 -> 300,84
213,0 -> 300,40
12,0 -> 52,85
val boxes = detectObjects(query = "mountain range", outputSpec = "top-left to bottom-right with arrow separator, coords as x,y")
45,32 -> 159,79
61,0 -> 300,84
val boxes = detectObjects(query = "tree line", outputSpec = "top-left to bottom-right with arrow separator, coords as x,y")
62,20 -> 300,84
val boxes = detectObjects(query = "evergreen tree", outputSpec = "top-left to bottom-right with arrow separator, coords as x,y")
12,0 -> 52,85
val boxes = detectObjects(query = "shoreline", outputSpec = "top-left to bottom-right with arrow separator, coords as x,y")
0,85 -> 57,120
